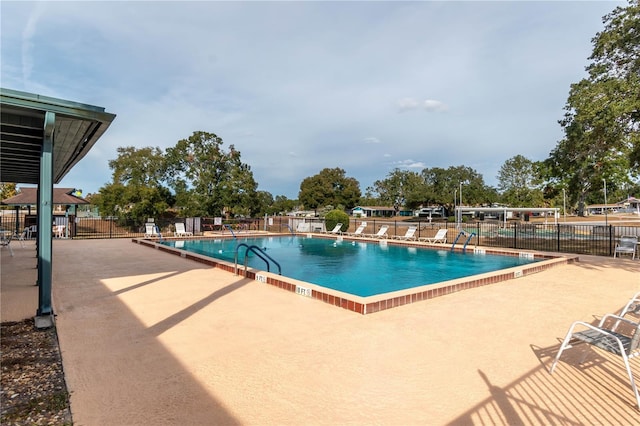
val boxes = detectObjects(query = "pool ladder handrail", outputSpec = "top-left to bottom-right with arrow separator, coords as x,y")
451,231 -> 476,253
234,243 -> 282,276
284,224 -> 295,235
224,224 -> 237,238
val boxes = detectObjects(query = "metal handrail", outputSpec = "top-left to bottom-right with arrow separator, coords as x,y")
284,224 -> 295,235
451,231 -> 475,253
234,243 -> 282,276
224,224 -> 237,238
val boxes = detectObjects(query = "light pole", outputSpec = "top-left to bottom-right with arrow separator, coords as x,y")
562,188 -> 566,222
454,189 -> 457,224
459,182 -> 463,226
603,179 -> 608,226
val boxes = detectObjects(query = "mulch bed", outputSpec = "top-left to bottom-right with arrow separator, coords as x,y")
1,318 -> 72,425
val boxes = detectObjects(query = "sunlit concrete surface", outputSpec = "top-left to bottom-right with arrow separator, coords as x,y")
2,238 -> 640,424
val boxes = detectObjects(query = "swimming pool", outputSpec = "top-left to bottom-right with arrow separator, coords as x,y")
137,234 -> 575,314
160,236 -> 540,297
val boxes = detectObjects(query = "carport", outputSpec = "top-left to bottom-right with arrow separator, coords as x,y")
0,88 -> 115,327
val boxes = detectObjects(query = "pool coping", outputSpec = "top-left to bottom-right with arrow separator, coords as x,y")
132,233 -> 578,315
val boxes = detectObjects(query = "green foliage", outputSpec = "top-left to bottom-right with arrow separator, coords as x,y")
497,155 -> 545,207
324,209 -> 349,233
97,147 -> 175,224
109,146 -> 165,186
163,131 -> 258,217
254,191 -> 275,215
271,195 -> 296,215
371,169 -> 423,210
545,0 -> 640,213
298,168 -> 361,211
95,182 -> 174,224
369,166 -> 497,212
0,182 -> 17,209
421,166 -> 496,209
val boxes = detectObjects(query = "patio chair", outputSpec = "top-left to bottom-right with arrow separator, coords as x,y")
0,232 -> 13,256
419,228 -> 448,243
174,222 -> 193,237
26,225 -> 37,239
346,222 -> 367,237
15,227 -> 28,248
619,292 -> 640,317
323,223 -> 343,234
144,223 -> 161,238
614,236 -> 638,259
366,225 -> 389,239
53,224 -> 66,238
393,226 -> 417,241
549,312 -> 640,409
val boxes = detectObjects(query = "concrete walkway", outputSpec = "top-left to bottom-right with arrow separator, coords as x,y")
2,238 -> 640,425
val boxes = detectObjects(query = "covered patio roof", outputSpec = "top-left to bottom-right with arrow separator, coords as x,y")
0,88 -> 116,184
0,87 -> 115,326
2,187 -> 89,206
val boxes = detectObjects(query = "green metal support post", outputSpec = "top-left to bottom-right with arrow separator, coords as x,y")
36,111 -> 55,328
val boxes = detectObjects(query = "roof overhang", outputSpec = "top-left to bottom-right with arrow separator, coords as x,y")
0,88 -> 116,184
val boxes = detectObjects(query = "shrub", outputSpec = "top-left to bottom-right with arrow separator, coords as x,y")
324,209 -> 349,233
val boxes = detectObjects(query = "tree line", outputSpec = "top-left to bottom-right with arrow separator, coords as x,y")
2,1 -> 638,222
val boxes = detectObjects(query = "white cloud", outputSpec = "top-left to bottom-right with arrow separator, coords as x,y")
393,160 -> 427,169
397,98 -> 448,113
0,0 -> 622,197
362,137 -> 381,144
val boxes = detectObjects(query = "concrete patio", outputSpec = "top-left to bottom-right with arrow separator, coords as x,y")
2,238 -> 639,425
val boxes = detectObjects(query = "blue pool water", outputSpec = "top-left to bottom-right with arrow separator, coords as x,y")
162,236 -> 539,297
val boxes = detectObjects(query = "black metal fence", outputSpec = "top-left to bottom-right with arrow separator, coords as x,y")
350,219 -> 640,257
1,212 -> 638,257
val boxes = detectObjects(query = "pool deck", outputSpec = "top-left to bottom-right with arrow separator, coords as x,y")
2,238 -> 640,424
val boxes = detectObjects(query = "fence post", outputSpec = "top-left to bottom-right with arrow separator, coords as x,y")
608,224 -> 613,257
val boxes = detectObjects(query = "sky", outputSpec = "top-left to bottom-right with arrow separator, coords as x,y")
0,0 -> 625,199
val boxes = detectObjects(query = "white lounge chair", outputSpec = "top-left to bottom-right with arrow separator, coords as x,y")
614,236 -> 638,259
174,222 -> 193,237
366,225 -> 389,239
144,223 -> 161,238
419,228 -> 448,243
346,222 -> 367,237
53,224 -> 66,238
394,226 -> 417,241
550,312 -> 640,409
323,223 -> 343,234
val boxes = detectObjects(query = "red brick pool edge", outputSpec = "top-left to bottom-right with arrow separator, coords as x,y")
132,235 -> 577,315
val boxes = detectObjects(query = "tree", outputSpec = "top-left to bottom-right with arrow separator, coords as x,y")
298,168 -> 361,212
109,146 -> 165,187
254,190 -> 274,215
370,169 -> 424,212
497,155 -> 544,206
421,165 -> 496,210
545,0 -> 640,214
271,195 -> 296,215
0,183 -> 17,209
96,146 -> 174,222
164,131 -> 258,217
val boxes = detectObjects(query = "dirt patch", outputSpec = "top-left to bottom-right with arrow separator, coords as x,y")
1,319 -> 72,425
